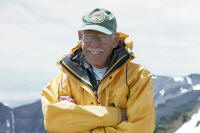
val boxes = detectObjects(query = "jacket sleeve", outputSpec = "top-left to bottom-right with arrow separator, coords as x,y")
41,72 -> 121,133
91,67 -> 156,133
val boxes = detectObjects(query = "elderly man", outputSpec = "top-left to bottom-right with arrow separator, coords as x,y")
41,8 -> 155,133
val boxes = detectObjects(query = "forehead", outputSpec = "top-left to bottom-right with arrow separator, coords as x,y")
82,30 -> 108,35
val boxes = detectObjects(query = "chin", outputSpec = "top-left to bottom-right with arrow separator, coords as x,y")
89,61 -> 104,67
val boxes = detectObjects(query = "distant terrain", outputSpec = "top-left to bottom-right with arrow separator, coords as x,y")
0,74 -> 200,133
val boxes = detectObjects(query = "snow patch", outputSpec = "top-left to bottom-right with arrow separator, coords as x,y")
186,77 -> 192,84
159,89 -> 165,96
173,77 -> 184,82
11,110 -> 15,133
3,102 -> 9,107
6,119 -> 10,127
152,76 -> 157,79
193,84 -> 200,90
180,87 -> 188,93
175,108 -> 200,133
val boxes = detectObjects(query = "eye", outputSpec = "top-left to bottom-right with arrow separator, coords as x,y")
98,35 -> 110,42
83,35 -> 93,40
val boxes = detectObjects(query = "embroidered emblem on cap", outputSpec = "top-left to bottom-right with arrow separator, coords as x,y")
88,11 -> 106,24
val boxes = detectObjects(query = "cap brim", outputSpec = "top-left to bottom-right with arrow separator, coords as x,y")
79,25 -> 113,35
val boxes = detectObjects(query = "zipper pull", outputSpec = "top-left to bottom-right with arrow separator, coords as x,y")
94,91 -> 101,105
94,91 -> 98,98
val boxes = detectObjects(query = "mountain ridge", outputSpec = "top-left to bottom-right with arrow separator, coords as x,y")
0,73 -> 200,133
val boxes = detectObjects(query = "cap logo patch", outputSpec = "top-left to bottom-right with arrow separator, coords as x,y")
88,11 -> 105,24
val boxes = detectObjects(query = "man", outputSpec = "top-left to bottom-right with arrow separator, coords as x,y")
41,8 -> 155,133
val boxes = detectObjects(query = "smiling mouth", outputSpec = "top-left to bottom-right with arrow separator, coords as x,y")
87,48 -> 104,55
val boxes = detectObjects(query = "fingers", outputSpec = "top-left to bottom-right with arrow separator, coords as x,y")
58,96 -> 76,104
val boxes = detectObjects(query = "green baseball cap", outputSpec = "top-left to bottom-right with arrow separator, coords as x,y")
79,8 -> 117,35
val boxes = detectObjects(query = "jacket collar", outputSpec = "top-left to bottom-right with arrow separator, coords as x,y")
57,32 -> 135,88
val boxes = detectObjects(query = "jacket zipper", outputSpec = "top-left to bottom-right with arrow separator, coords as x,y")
60,60 -> 99,103
97,53 -> 132,89
60,52 -> 133,104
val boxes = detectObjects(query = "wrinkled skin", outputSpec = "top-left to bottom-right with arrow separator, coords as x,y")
78,30 -> 120,69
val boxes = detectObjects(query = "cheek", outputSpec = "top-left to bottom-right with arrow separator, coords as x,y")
103,46 -> 113,56
82,43 -> 88,55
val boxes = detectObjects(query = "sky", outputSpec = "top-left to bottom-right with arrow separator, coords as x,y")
0,0 -> 200,106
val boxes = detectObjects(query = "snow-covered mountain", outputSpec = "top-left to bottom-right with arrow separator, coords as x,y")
175,108 -> 200,133
153,74 -> 200,107
153,74 -> 200,133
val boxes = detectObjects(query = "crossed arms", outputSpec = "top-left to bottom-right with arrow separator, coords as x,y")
41,68 -> 155,133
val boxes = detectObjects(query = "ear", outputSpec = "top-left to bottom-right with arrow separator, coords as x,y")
78,31 -> 82,41
113,33 -> 120,48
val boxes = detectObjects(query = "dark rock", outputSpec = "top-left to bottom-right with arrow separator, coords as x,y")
0,102 -> 14,133
13,100 -> 47,133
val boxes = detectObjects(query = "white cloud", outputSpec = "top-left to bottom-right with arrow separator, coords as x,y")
0,90 -> 40,108
0,2 -> 37,23
0,91 -> 39,101
0,90 -> 40,107
0,0 -> 200,76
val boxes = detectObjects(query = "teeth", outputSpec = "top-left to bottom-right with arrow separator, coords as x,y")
90,51 -> 100,54
87,48 -> 103,55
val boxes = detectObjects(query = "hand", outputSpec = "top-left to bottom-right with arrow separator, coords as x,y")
120,109 -> 128,122
58,96 -> 76,104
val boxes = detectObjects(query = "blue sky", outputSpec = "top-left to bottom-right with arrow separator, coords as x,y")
0,0 -> 200,107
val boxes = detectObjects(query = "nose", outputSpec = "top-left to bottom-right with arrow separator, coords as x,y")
90,37 -> 101,47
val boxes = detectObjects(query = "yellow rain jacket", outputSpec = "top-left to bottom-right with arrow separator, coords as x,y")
41,32 -> 155,133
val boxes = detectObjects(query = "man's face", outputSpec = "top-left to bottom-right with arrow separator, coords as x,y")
79,30 -> 119,68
